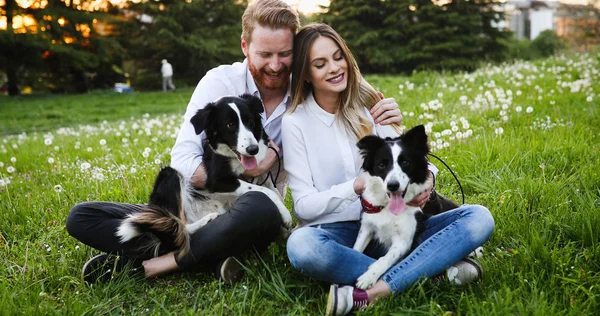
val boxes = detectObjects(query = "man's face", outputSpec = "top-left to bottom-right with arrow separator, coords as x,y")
242,24 -> 294,91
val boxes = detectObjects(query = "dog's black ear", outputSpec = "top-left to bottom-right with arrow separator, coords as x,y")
240,93 -> 264,115
401,125 -> 429,155
357,135 -> 386,171
190,103 -> 215,135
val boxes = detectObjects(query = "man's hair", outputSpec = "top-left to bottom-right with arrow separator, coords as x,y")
290,23 -> 402,140
242,0 -> 300,44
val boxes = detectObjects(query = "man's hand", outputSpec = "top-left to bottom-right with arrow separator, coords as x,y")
190,163 -> 208,188
243,140 -> 279,178
370,91 -> 403,126
407,171 -> 434,208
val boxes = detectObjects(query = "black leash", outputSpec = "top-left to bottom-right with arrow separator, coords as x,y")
243,146 -> 281,187
427,153 -> 465,205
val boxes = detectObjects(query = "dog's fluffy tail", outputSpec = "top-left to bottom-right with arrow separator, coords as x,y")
116,206 -> 191,257
115,166 -> 191,257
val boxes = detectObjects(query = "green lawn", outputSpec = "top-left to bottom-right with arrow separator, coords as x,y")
1,53 -> 599,315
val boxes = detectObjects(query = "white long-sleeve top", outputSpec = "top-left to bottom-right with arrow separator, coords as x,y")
170,59 -> 291,181
282,92 -> 438,227
161,62 -> 173,78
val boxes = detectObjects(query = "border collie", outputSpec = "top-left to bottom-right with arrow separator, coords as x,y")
116,94 -> 292,257
352,125 -> 458,289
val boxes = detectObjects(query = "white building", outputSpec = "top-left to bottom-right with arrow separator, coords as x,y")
503,0 -> 560,40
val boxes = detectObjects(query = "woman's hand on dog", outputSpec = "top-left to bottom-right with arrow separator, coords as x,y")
371,91 -> 403,126
354,175 -> 366,195
243,140 -> 280,178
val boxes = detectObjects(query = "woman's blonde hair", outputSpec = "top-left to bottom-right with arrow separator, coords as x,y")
290,23 -> 401,140
241,0 -> 300,44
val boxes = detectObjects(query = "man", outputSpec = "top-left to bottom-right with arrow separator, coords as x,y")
67,0 -> 301,285
161,59 -> 176,92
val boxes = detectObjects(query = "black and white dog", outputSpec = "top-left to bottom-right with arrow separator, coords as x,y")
352,125 -> 458,289
116,94 -> 292,256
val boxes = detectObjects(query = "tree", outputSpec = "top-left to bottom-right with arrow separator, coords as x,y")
120,0 -> 247,90
0,0 -> 124,95
319,0 -> 510,73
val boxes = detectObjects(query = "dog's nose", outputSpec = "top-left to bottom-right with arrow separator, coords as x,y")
246,145 -> 259,155
387,181 -> 400,192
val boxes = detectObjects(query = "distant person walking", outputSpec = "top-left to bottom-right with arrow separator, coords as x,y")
161,59 -> 176,92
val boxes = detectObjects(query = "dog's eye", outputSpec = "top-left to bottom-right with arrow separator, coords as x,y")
378,162 -> 386,169
401,160 -> 410,168
226,122 -> 235,129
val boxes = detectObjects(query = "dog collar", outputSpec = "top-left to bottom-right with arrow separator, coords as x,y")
360,196 -> 384,214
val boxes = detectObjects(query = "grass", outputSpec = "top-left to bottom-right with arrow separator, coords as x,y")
1,53 -> 599,315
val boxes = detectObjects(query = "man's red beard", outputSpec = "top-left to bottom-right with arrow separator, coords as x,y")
248,58 -> 291,90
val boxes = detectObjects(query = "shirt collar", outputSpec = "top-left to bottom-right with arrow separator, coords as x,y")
306,92 -> 335,126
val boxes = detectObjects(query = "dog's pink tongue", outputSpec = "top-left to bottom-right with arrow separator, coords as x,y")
241,155 -> 257,170
388,193 -> 406,215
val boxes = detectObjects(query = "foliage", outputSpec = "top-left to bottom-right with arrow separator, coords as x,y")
0,53 -> 599,314
119,0 -> 247,91
506,30 -> 567,61
531,30 -> 568,58
0,0 -> 124,94
318,0 -> 510,73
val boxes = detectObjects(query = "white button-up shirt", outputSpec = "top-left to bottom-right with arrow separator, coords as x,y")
282,93 -> 438,227
171,59 -> 291,180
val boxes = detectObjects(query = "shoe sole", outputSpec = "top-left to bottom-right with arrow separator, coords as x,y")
81,253 -> 107,283
220,257 -> 243,285
325,284 -> 338,316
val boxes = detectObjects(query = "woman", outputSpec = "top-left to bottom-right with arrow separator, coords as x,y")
281,23 -> 494,316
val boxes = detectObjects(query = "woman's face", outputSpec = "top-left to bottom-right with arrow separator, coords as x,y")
307,36 -> 348,99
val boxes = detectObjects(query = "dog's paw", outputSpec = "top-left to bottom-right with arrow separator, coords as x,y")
362,175 -> 388,206
356,270 -> 379,290
205,212 -> 220,222
279,225 -> 291,240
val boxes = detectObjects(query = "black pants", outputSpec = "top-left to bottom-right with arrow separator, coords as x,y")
66,192 -> 282,271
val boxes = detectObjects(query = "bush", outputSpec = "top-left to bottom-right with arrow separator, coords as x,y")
506,30 -> 566,61
531,30 -> 566,58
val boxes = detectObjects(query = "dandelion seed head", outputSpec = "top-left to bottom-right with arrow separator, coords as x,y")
526,106 -> 534,113
515,106 -> 522,112
48,157 -> 55,164
54,184 -> 63,193
7,166 -> 15,173
100,139 -> 107,146
44,138 -> 53,146
10,157 -> 16,163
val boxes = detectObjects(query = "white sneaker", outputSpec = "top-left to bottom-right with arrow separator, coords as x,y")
326,284 -> 369,316
444,258 -> 483,285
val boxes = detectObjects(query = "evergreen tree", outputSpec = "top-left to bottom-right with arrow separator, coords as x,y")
121,0 -> 247,90
319,0 -> 510,73
0,0 -> 123,94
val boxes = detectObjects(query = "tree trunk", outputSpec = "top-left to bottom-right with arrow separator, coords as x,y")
5,0 -> 20,96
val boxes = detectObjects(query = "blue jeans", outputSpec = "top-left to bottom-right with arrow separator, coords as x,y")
287,204 -> 494,294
